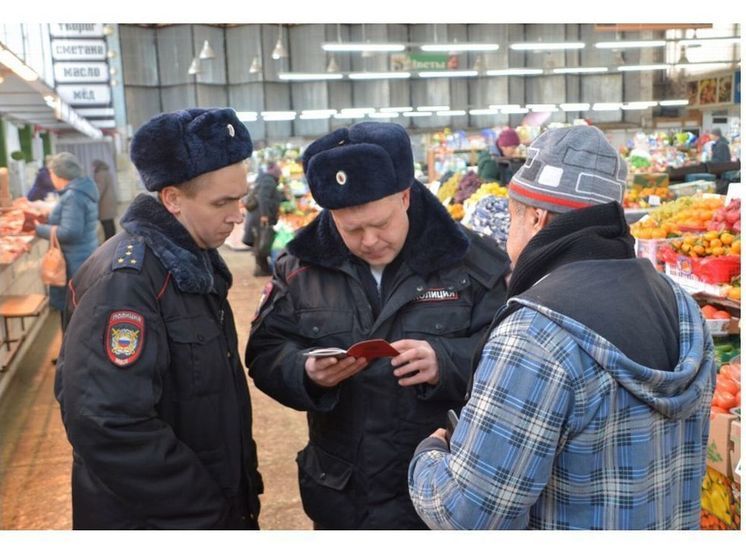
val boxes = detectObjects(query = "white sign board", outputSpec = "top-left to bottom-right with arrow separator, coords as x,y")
49,23 -> 104,38
75,108 -> 115,118
90,120 -> 117,129
57,85 -> 112,106
52,40 -> 107,61
54,62 -> 109,83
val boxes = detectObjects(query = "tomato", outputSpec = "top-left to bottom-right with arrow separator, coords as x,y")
701,305 -> 718,319
713,390 -> 737,410
716,375 -> 740,395
713,310 -> 732,320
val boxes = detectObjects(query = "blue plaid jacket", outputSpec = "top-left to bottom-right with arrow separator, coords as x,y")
408,276 -> 715,529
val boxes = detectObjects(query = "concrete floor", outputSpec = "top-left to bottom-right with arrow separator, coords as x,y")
0,229 -> 312,530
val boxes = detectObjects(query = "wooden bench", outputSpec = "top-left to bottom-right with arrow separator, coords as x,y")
0,294 -> 48,372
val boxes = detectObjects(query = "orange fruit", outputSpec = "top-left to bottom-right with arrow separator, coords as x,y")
731,240 -> 741,254
727,286 -> 741,300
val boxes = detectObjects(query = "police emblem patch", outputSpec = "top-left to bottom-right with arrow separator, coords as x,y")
106,310 -> 145,367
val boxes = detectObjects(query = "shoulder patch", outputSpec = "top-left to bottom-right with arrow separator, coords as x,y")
106,310 -> 145,367
112,237 -> 145,272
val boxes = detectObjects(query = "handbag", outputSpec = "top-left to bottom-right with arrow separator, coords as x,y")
41,226 -> 67,287
243,189 -> 259,212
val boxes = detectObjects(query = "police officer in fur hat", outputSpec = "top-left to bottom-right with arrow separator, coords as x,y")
246,121 -> 511,529
55,108 -> 263,529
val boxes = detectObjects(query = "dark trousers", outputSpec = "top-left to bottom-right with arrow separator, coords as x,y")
101,219 -> 116,241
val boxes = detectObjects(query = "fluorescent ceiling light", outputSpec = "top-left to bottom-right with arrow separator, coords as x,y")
402,111 -> 433,117
334,112 -> 367,119
417,105 -> 449,111
469,108 -> 499,115
592,103 -> 622,111
486,68 -> 544,76
679,37 -> 741,47
341,107 -> 375,114
278,73 -> 343,81
622,101 -> 658,110
301,109 -> 337,116
553,67 -> 608,74
299,113 -> 334,120
369,112 -> 399,119
501,107 -> 529,114
420,43 -> 499,52
560,103 -> 590,111
595,40 -> 666,49
418,70 -> 478,78
322,43 -> 405,52
511,42 -> 585,51
659,99 -> 689,106
349,72 -> 411,80
674,62 -> 734,70
527,104 -> 557,112
261,111 -> 297,121
0,47 -> 39,81
380,106 -> 413,112
617,64 -> 670,72
489,104 -> 521,111
236,111 -> 258,121
436,110 -> 467,116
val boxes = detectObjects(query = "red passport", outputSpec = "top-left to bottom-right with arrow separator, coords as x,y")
302,339 -> 399,360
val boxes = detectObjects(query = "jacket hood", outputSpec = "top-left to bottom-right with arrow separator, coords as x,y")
513,274 -> 714,420
120,193 -> 231,294
66,176 -> 100,204
287,180 -> 470,276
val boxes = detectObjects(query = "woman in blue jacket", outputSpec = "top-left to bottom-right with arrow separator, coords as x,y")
35,152 -> 100,317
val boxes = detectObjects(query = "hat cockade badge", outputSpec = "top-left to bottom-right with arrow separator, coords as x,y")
336,170 -> 347,186
227,123 -> 235,137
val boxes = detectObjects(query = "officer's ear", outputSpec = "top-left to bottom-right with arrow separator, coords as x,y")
159,185 -> 183,216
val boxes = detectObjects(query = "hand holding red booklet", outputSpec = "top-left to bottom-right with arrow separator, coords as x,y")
302,339 -> 399,360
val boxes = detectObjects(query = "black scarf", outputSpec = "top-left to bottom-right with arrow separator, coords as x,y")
507,201 -> 635,299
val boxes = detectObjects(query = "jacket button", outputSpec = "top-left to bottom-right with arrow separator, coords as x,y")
435,323 -> 443,330
319,472 -> 327,481
197,334 -> 205,342
416,285 -> 424,292
311,326 -> 320,334
447,285 -> 454,290
227,351 -> 232,358
460,278 -> 467,285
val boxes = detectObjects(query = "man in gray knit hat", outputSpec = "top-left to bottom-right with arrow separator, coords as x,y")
409,125 -> 715,530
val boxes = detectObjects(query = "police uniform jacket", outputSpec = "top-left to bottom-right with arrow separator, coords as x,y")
55,194 -> 262,529
246,181 -> 510,529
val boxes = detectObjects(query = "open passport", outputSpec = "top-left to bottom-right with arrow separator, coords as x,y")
302,339 -> 399,359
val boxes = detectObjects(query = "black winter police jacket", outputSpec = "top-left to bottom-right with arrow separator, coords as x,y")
246,182 -> 510,529
55,194 -> 262,529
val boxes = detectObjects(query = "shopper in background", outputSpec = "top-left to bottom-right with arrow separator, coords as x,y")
248,161 -> 284,276
408,125 -> 716,530
34,152 -> 99,323
92,159 -> 117,240
710,128 -> 732,163
27,155 -> 56,201
54,108 -> 262,529
495,127 -> 523,186
246,121 -> 511,529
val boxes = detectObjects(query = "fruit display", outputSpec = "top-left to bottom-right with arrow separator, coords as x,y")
453,171 -> 482,204
668,231 -> 740,259
630,195 -> 725,239
623,186 -> 674,209
706,198 -> 741,234
466,182 -> 508,203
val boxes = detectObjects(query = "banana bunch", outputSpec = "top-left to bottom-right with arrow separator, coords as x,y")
467,182 -> 509,204
437,173 -> 462,203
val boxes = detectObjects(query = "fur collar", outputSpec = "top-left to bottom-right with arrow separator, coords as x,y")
287,180 -> 469,276
120,194 -> 232,294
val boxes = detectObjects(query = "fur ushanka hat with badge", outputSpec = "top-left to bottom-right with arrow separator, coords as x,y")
130,107 -> 253,191
302,121 -> 414,209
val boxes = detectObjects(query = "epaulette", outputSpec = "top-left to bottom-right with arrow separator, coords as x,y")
112,236 -> 145,272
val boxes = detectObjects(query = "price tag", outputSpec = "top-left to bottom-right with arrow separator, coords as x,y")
726,183 -> 741,205
648,195 -> 662,207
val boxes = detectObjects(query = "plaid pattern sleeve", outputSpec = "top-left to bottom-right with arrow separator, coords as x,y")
408,308 -> 577,529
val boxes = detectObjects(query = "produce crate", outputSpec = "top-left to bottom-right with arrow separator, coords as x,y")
664,259 -> 725,296
635,237 -> 680,271
669,180 -> 716,198
630,172 -> 669,189
707,413 -> 739,478
701,466 -> 741,530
